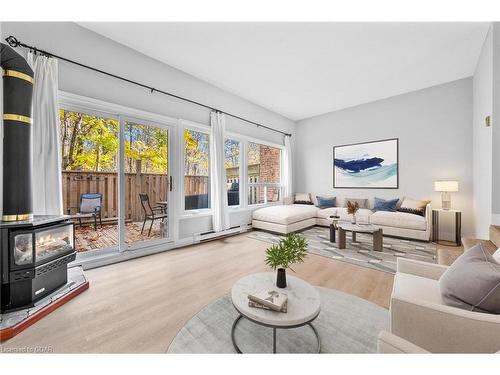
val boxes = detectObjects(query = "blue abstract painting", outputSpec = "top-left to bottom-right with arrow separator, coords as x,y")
333,138 -> 398,188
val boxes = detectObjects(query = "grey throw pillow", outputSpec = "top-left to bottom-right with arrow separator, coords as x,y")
344,198 -> 368,209
439,244 -> 500,314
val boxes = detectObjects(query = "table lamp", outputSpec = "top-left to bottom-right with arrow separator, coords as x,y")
434,180 -> 459,210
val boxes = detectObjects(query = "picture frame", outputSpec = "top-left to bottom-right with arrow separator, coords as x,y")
333,138 -> 399,189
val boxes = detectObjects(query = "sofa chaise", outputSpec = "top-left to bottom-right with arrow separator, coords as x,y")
252,197 -> 432,241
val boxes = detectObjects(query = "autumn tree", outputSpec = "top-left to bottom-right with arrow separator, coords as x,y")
224,139 -> 240,168
248,142 -> 261,165
125,123 -> 168,174
59,110 -> 119,172
184,129 -> 209,176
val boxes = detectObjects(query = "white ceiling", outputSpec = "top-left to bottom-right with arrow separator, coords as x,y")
80,22 -> 489,121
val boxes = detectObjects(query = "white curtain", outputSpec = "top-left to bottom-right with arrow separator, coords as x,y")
210,111 -> 229,232
283,135 -> 294,201
27,52 -> 63,215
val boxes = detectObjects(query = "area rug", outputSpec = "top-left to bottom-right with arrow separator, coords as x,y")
167,287 -> 389,353
248,226 -> 437,273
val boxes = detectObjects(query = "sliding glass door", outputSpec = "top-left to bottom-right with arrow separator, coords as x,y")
121,117 -> 172,248
59,108 -> 119,255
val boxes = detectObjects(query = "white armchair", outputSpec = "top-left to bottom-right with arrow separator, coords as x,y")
381,258 -> 500,353
378,331 -> 429,353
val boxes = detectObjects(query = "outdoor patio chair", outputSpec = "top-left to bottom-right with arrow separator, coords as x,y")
227,182 -> 239,206
67,193 -> 103,231
139,193 -> 168,236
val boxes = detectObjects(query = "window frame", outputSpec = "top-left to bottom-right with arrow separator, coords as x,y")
57,105 -> 121,253
223,137 -> 243,210
225,131 -> 284,210
179,119 -> 212,216
59,91 -> 180,252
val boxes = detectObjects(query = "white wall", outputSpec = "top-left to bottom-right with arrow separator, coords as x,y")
295,78 -> 474,236
0,22 -> 295,239
492,23 -> 500,225
472,26 -> 493,239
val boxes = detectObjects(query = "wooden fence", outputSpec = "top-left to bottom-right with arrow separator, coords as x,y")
62,163 -> 265,222
62,171 -> 169,222
183,176 -> 208,197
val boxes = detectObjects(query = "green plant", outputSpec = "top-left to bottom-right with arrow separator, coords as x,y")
265,233 -> 308,271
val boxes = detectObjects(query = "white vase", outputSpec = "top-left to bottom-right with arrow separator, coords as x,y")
351,214 -> 357,224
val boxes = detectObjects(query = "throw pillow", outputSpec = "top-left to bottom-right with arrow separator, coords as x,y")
398,207 -> 426,217
494,248 -> 500,263
344,198 -> 368,209
373,197 -> 399,212
398,198 -> 430,216
294,193 -> 313,205
316,196 -> 336,209
439,244 -> 500,314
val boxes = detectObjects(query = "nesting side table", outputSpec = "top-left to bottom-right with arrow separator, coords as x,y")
432,209 -> 461,247
329,215 -> 340,243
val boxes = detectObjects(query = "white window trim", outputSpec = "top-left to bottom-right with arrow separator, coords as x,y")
225,131 -> 285,210
225,131 -> 285,150
58,91 -> 180,247
59,91 -> 179,127
60,91 -> 285,212
179,119 -> 213,217
223,136 -> 243,210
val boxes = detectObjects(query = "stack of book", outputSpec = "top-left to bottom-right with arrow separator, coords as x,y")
247,290 -> 288,313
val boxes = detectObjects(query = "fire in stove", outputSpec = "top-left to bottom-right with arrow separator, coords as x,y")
35,227 -> 73,262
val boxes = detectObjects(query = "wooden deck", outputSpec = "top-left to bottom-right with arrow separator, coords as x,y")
74,221 -> 166,252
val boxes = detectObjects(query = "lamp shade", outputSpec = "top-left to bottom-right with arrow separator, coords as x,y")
434,180 -> 459,192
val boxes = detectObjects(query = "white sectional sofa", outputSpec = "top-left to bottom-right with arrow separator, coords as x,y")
252,197 -> 432,241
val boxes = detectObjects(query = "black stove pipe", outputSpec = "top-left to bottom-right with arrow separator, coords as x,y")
1,43 -> 33,221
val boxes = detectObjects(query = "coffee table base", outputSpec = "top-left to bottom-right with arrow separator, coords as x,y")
338,227 -> 383,252
329,223 -> 336,242
231,314 -> 321,354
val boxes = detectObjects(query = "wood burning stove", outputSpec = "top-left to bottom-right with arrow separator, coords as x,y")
0,43 -> 78,314
1,216 -> 76,312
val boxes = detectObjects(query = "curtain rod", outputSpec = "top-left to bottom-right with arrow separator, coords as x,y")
4,35 -> 292,138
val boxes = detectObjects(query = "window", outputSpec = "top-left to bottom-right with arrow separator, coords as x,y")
224,139 -> 240,206
247,142 -> 282,205
124,121 -> 169,243
184,128 -> 210,210
59,109 -> 119,253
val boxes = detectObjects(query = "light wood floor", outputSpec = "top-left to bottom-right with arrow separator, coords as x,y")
0,232 -> 462,353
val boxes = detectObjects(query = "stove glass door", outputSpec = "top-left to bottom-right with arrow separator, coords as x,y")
14,233 -> 33,266
35,224 -> 74,264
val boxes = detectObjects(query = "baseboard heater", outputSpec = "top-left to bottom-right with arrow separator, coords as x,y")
195,225 -> 251,243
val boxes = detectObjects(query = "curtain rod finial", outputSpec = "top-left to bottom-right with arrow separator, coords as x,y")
5,36 -> 20,48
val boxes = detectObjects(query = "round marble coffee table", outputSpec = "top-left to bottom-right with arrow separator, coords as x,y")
231,272 -> 321,353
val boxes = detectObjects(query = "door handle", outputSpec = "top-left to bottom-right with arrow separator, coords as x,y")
169,176 -> 173,192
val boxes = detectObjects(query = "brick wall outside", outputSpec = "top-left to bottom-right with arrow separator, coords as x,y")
258,145 -> 281,203
224,145 -> 281,204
